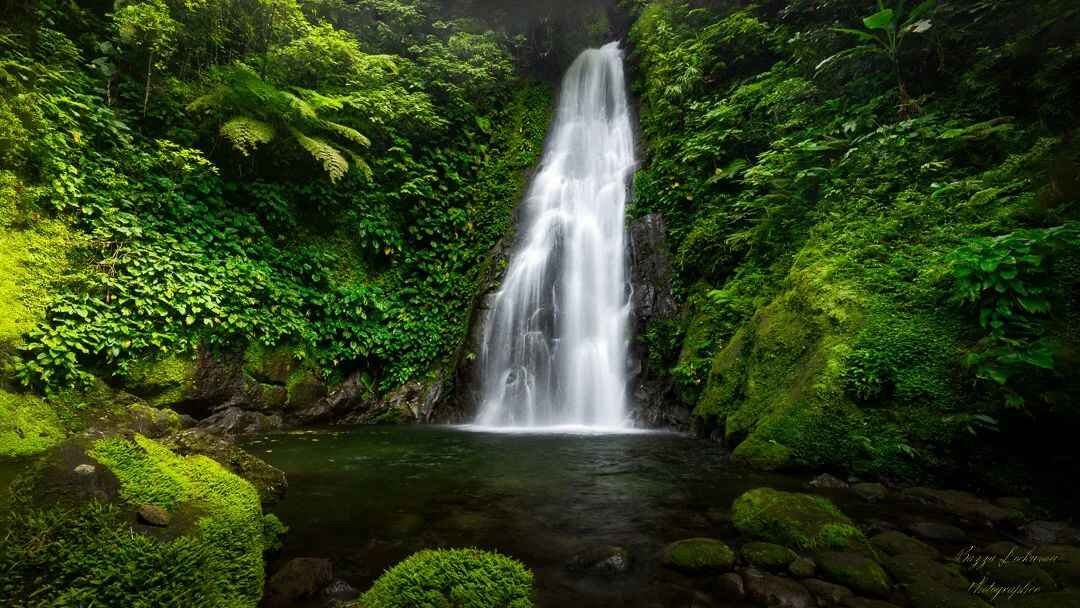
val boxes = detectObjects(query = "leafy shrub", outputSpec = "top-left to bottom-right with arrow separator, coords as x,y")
360,548 -> 534,608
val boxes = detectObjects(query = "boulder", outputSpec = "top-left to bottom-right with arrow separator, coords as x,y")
661,538 -> 736,574
713,572 -> 746,599
882,554 -> 968,590
906,582 -> 992,608
790,556 -> 817,578
815,551 -> 891,597
732,488 -> 866,551
743,568 -> 814,608
902,487 -> 1022,526
742,542 -> 798,571
810,474 -> 849,489
852,483 -> 888,503
199,406 -> 282,436
1022,521 -> 1080,546
263,557 -> 334,608
567,545 -> 631,576
907,522 -> 966,543
870,531 -> 940,560
802,578 -> 854,606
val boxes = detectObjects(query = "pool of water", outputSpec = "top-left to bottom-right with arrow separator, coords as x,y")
245,425 -> 815,607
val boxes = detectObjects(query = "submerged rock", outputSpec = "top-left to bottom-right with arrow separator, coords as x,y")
567,545 -> 632,576
815,551 -> 891,597
732,488 -> 866,551
743,568 -> 814,608
263,557 -> 334,608
661,538 -> 736,574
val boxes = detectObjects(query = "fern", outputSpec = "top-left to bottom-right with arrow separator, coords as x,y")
219,116 -> 276,155
290,128 -> 349,182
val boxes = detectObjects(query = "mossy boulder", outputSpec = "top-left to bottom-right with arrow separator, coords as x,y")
815,551 -> 891,597
870,531 -> 940,560
731,436 -> 794,471
661,538 -> 736,573
732,488 -> 866,551
1038,544 -> 1080,586
0,389 -> 65,457
122,355 -> 198,408
0,434 -> 275,607
882,554 -> 968,590
357,548 -> 534,608
741,542 -> 798,571
161,428 -> 287,504
243,343 -> 299,386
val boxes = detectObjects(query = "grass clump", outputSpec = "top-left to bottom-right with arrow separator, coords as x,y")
0,389 -> 65,457
360,548 -> 534,608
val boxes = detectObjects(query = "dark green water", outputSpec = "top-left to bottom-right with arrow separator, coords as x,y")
246,425 -> 812,607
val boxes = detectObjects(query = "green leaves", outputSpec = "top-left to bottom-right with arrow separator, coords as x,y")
863,9 -> 896,31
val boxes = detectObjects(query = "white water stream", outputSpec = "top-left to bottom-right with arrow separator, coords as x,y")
475,42 -> 635,428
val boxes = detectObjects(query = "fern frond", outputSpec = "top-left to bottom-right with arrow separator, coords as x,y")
345,150 -> 374,182
283,91 -> 319,122
322,120 -> 371,148
290,128 -> 349,182
220,116 -> 276,156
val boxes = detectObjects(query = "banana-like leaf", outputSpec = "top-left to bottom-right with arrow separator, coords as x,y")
833,27 -> 881,43
863,8 -> 895,30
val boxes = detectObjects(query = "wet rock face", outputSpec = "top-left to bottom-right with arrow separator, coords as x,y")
626,213 -> 686,429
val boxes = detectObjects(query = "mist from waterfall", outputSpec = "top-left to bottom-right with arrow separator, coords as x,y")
474,42 -> 635,429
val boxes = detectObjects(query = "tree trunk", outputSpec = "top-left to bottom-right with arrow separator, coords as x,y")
143,51 -> 153,117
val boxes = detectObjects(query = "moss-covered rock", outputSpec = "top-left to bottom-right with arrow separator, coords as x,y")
0,434 -> 273,607
0,388 -> 65,457
160,428 -> 287,504
741,541 -> 798,571
285,370 -> 328,410
243,343 -> 299,386
732,487 -> 866,551
1037,544 -> 1080,586
870,531 -> 940,560
661,538 -> 736,573
122,355 -> 198,408
357,548 -> 534,608
815,551 -> 891,597
731,435 -> 793,470
906,582 -> 992,608
882,554 -> 968,590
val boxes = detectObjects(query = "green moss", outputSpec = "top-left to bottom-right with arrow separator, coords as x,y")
731,435 -> 793,470
662,538 -> 736,573
815,551 -> 891,598
731,487 -> 865,551
261,513 -> 288,553
0,388 -> 65,457
0,212 -> 79,355
285,369 -> 327,409
1,435 -> 269,607
243,343 -> 298,385
359,548 -> 534,608
741,542 -> 797,570
122,355 -> 197,408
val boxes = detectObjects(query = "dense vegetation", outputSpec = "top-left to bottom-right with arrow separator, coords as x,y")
0,0 -> 596,454
627,0 -> 1079,493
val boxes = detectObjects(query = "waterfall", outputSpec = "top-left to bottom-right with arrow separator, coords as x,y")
474,42 -> 635,429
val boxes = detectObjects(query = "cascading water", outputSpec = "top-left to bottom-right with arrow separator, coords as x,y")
474,42 -> 635,429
